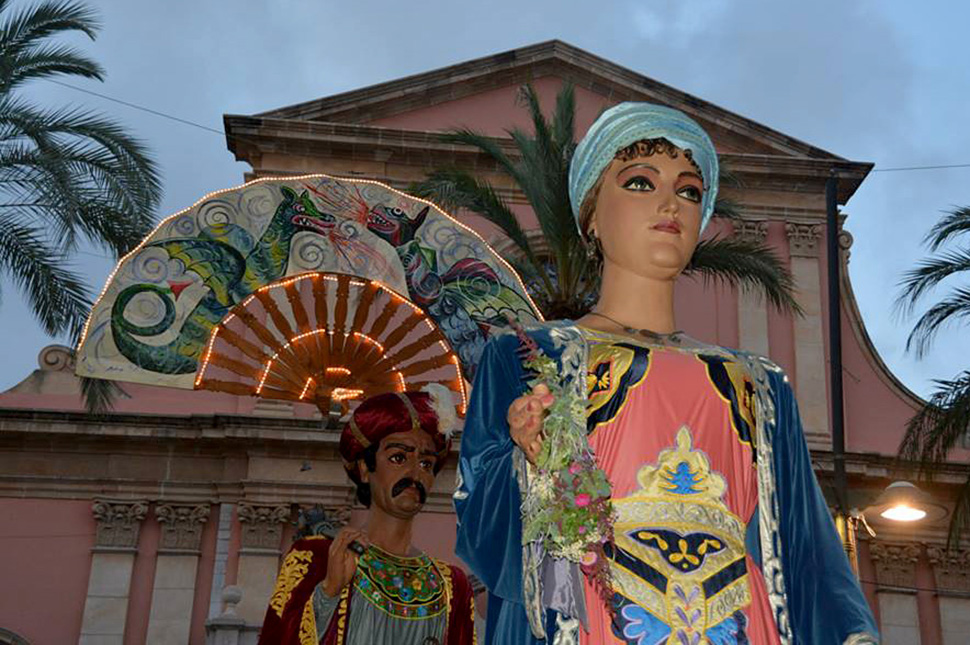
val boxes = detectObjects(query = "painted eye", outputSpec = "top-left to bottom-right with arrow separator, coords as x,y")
420,459 -> 435,471
677,185 -> 702,203
389,453 -> 406,464
622,176 -> 654,191
390,208 -> 405,216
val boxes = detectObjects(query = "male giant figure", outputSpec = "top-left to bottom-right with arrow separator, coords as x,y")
259,390 -> 476,644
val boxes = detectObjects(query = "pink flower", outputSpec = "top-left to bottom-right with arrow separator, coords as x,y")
569,462 -> 582,475
578,525 -> 587,534
575,493 -> 591,508
581,550 -> 598,567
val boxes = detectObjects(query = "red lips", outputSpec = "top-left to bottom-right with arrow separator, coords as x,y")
652,220 -> 681,234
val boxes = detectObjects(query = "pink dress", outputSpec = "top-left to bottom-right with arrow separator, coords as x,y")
579,328 -> 780,645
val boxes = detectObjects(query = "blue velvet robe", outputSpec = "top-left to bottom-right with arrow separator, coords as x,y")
454,323 -> 878,644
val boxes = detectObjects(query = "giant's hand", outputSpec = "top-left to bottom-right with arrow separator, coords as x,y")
321,528 -> 369,597
508,383 -> 554,466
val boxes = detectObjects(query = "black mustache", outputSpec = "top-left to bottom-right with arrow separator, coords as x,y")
391,478 -> 427,503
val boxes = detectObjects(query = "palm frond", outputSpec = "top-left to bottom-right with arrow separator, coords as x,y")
712,197 -> 743,220
80,375 -> 128,415
409,169 -> 556,298
684,236 -> 802,315
904,287 -> 970,358
550,83 -> 576,152
899,370 -> 970,466
439,129 -> 522,185
0,1 -> 98,47
0,217 -> 91,337
0,99 -> 161,254
895,248 -> 970,315
0,42 -> 103,91
514,85 -> 553,160
946,475 -> 970,548
409,169 -> 534,260
925,206 -> 970,252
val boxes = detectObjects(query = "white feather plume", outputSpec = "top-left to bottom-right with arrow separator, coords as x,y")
421,383 -> 458,438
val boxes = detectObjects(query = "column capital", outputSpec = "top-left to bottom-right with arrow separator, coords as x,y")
869,540 -> 921,592
156,502 -> 210,553
91,499 -> 149,551
926,545 -> 970,594
785,222 -> 822,257
237,502 -> 290,553
734,219 -> 769,242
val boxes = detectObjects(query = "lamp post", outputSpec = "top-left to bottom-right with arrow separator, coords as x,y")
824,171 -> 856,567
823,173 -> 949,575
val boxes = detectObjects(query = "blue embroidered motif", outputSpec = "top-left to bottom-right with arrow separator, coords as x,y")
613,598 -> 671,645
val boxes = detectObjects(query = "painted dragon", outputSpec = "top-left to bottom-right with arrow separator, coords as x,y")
111,186 -> 336,374
364,201 -> 535,374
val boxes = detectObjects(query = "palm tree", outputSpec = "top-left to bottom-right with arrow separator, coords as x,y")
0,0 -> 162,411
896,206 -> 970,545
410,84 -> 799,320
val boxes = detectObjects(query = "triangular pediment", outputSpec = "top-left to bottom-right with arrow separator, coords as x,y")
259,40 -> 844,161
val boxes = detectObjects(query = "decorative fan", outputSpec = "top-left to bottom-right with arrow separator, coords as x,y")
195,271 -> 465,417
75,174 -> 541,390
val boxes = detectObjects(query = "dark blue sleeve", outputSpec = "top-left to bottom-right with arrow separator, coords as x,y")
769,370 -> 879,643
454,334 -> 529,602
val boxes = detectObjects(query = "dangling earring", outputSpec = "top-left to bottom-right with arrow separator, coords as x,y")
585,234 -> 602,264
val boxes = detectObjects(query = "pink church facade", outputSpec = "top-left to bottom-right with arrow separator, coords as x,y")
1,41 -> 968,644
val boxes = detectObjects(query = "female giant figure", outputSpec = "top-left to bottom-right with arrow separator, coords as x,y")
454,103 -> 878,644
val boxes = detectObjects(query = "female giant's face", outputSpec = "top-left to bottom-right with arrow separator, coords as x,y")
589,148 -> 704,282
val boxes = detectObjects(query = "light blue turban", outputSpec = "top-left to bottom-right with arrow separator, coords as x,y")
568,102 -> 719,234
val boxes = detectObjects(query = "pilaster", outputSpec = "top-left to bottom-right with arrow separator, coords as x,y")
234,503 -> 290,624
870,541 -> 922,645
785,222 -> 830,446
79,500 -> 148,645
146,503 -> 210,644
735,220 -> 770,357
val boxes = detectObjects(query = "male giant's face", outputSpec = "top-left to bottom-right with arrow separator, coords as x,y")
359,430 -> 439,519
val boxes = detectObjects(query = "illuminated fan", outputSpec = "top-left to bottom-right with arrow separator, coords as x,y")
195,271 -> 466,416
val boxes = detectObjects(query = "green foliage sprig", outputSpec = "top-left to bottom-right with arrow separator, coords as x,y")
509,318 -> 615,606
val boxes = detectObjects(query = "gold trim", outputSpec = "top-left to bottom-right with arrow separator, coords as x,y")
269,549 -> 314,618
299,598 -> 317,645
397,392 -> 421,431
335,586 -> 350,645
348,416 -> 371,448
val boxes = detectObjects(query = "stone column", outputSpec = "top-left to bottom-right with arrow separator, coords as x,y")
734,220 -> 770,357
234,503 -> 289,624
784,222 -> 830,447
870,541 -> 922,645
79,500 -> 149,645
928,546 -> 970,644
145,503 -> 210,644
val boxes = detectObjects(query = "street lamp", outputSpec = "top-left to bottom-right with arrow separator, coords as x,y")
865,481 -> 948,524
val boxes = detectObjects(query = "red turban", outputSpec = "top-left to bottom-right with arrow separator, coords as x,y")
339,391 -> 451,484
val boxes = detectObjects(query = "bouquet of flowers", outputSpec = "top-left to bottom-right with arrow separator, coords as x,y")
509,319 -> 615,605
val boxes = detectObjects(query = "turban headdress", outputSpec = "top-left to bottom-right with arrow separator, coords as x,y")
339,391 -> 451,485
568,102 -> 720,234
